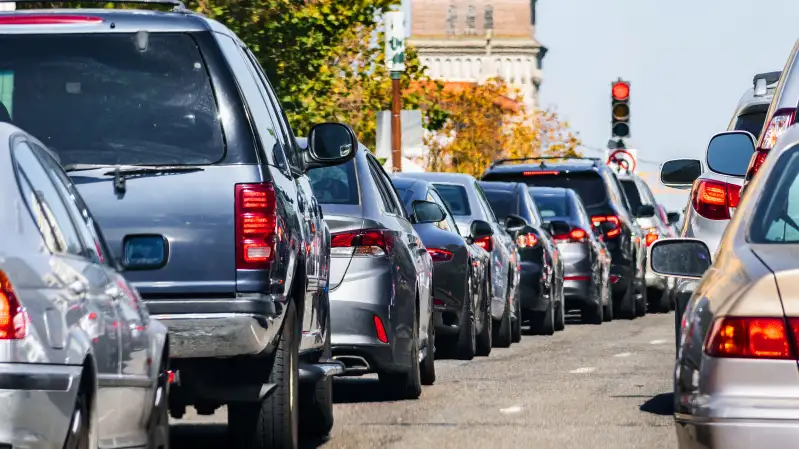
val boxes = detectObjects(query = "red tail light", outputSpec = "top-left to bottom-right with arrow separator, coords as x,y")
373,315 -> 388,343
553,227 -> 588,243
0,15 -> 104,25
516,232 -> 538,248
759,108 -> 796,151
705,317 -> 799,359
690,179 -> 741,220
591,215 -> 621,238
0,271 -> 25,340
331,229 -> 394,257
235,183 -> 278,270
474,235 -> 493,252
427,248 -> 453,262
645,229 -> 659,247
744,149 -> 770,182
610,275 -> 621,284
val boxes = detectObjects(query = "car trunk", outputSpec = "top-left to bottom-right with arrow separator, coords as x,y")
321,206 -> 364,290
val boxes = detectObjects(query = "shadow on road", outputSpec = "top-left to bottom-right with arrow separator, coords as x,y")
333,377 -> 398,404
170,423 -> 330,448
640,392 -> 674,416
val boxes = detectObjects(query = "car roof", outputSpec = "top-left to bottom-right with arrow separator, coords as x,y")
395,172 -> 477,185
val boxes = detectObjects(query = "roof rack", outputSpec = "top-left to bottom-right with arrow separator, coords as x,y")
490,156 -> 602,169
753,71 -> 781,88
0,0 -> 189,12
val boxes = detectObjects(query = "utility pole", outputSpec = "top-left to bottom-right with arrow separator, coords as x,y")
385,10 -> 406,172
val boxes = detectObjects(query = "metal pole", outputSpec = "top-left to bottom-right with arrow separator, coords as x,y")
391,71 -> 402,173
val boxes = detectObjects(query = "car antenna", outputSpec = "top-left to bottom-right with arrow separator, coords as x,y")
539,161 -> 546,168
113,166 -> 126,198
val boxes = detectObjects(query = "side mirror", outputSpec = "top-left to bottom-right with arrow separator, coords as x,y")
412,200 -> 446,224
648,238 -> 711,279
547,220 -> 571,236
636,204 -> 656,218
706,130 -> 756,177
470,219 -> 494,240
304,123 -> 358,170
666,212 -> 680,225
122,235 -> 168,271
504,214 -> 527,231
660,158 -> 702,188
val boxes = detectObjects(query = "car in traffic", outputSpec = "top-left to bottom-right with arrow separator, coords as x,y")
308,143 -> 436,398
395,172 -> 520,348
0,123 -> 170,449
478,181 -> 565,335
649,124 -> 799,449
0,4 -> 359,446
529,186 -> 612,324
391,177 -> 493,359
482,157 -> 649,319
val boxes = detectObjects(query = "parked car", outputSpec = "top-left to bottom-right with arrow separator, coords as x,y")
0,123 -> 170,448
478,181 -> 565,335
307,143 -> 436,398
657,204 -> 680,238
0,6 -> 359,446
395,173 -> 520,348
529,186 -> 612,323
391,177 -> 493,359
649,123 -> 799,449
482,157 -> 648,319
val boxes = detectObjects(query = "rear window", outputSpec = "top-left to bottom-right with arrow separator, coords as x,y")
308,159 -> 359,204
432,183 -> 471,216
481,190 -> 515,220
394,187 -> 415,211
484,171 -> 607,207
734,111 -> 767,140
620,179 -> 643,214
530,190 -> 571,219
0,33 -> 224,166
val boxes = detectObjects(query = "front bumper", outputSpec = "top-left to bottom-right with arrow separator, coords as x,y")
0,363 -> 82,449
675,418 -> 799,449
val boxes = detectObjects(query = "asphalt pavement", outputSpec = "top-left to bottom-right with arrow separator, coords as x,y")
171,312 -> 677,449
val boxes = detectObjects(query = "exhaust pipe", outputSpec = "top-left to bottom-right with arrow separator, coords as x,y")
333,355 -> 371,374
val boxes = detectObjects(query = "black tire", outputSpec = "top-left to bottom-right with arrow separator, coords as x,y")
299,301 -> 334,438
635,282 -> 647,317
648,287 -> 670,313
455,277 -> 477,360
475,277 -> 493,356
493,293 -> 513,347
63,389 -> 90,449
420,312 -> 436,386
511,295 -> 522,343
615,282 -> 636,320
581,294 -> 603,325
530,300 -> 555,335
229,301 -> 299,449
602,289 -> 613,322
554,293 -> 566,331
147,361 -> 170,449
379,300 -> 422,399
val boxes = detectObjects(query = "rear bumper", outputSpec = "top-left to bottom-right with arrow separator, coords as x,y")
0,363 -> 81,449
564,278 -> 597,307
676,418 -> 799,449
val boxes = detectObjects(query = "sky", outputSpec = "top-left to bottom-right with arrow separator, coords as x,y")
402,0 -> 799,211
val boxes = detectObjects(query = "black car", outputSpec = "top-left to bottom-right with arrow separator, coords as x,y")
529,186 -> 611,324
482,157 -> 651,319
392,177 -> 493,359
477,181 -> 565,335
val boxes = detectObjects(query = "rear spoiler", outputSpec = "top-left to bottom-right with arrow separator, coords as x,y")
753,71 -> 781,96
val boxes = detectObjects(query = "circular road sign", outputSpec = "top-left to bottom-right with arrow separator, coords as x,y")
607,149 -> 636,173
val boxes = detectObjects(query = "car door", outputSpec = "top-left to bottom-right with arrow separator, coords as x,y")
13,139 -> 125,444
473,181 -> 513,301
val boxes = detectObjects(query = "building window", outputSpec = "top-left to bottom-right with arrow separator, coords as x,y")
530,0 -> 537,26
484,5 -> 494,31
465,5 -> 477,35
445,4 -> 457,36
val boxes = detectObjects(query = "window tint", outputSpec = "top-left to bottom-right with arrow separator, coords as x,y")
487,171 -> 608,207
395,187 -> 415,207
751,148 -> 799,242
429,189 -> 460,233
734,111 -> 768,140
530,190 -> 570,219
14,142 -> 84,256
523,190 -> 542,226
371,157 -> 406,217
481,190 -> 515,221
1,33 -> 224,166
474,183 -> 497,222
365,156 -> 398,214
432,183 -> 471,216
620,179 -> 643,214
308,159 -> 359,204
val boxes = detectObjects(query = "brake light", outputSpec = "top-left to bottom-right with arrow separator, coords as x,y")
0,15 -> 104,25
235,183 -> 277,269
331,229 -> 394,257
591,215 -> 621,238
553,227 -> 588,243
516,233 -> 538,248
523,170 -> 560,176
690,179 -> 741,220
0,270 -> 25,340
759,108 -> 796,151
744,149 -> 770,182
645,229 -> 659,247
427,248 -> 453,262
474,235 -> 493,252
373,315 -> 388,343
705,317 -> 795,359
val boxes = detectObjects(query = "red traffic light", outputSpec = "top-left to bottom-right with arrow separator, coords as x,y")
612,81 -> 630,101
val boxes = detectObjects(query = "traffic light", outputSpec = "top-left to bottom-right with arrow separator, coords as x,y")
611,79 -> 630,138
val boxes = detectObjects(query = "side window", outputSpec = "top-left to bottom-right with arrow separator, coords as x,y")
14,141 -> 85,257
474,182 -> 497,222
364,158 -> 393,213
430,189 -> 460,233
375,160 -> 407,218
639,180 -> 658,206
366,155 -> 402,216
524,191 -> 542,226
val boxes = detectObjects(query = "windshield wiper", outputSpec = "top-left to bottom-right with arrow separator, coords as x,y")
62,163 -> 116,173
101,166 -> 205,177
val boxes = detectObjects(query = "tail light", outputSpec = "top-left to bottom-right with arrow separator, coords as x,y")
0,15 -> 104,25
474,235 -> 493,252
591,215 -> 621,238
744,150 -> 770,183
331,229 -> 394,257
427,248 -> 453,262
553,227 -> 588,243
759,109 -> 796,151
516,232 -> 538,248
235,183 -> 278,269
645,229 -> 659,247
0,270 -> 25,340
705,317 -> 799,359
373,315 -> 389,343
690,179 -> 741,221
610,275 -> 621,284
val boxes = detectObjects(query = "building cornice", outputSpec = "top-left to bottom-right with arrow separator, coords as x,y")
409,37 -> 543,50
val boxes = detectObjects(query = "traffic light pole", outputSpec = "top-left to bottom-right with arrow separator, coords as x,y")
391,71 -> 402,173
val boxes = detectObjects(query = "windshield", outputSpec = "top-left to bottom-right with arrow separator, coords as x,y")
431,183 -> 472,216
0,33 -> 224,167
481,190 -> 515,220
308,159 -> 359,204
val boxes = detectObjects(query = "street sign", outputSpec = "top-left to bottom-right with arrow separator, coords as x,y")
605,148 -> 638,174
384,11 -> 406,72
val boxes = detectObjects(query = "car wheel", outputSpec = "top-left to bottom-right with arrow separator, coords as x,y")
420,312 -> 436,386
581,286 -> 603,325
635,282 -> 647,317
530,298 -> 555,336
511,293 -> 522,343
493,291 -> 513,347
615,281 -> 636,320
379,301 -> 422,399
554,290 -> 566,331
299,301 -> 334,438
476,277 -> 493,356
648,287 -> 670,314
147,360 -> 170,449
63,389 -> 90,449
229,301 -> 299,449
602,284 -> 613,322
455,275 -> 477,360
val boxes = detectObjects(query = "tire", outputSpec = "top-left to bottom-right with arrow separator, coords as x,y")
602,288 -> 614,322
554,293 -> 566,331
147,361 -> 170,449
511,295 -> 522,343
530,300 -> 555,335
492,293 -> 513,347
379,300 -> 422,400
615,281 -> 636,320
299,302 -> 334,438
229,301 -> 299,449
420,312 -> 436,386
648,287 -> 670,314
455,277 -> 477,360
476,277 -> 493,356
63,389 -> 90,449
635,282 -> 647,317
581,290 -> 603,325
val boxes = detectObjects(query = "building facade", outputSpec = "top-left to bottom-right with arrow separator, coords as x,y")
409,0 -> 547,112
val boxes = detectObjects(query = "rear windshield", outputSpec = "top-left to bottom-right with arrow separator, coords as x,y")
481,190 -> 515,220
484,171 -> 607,207
620,179 -> 643,214
308,159 -> 359,204
394,187 -> 415,211
530,190 -> 571,219
432,183 -> 471,216
0,33 -> 224,166
734,111 -> 767,140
